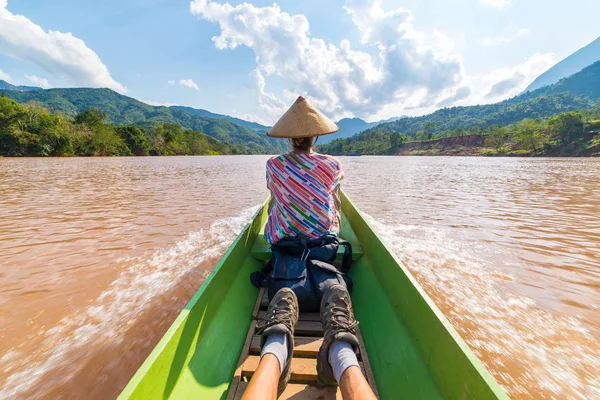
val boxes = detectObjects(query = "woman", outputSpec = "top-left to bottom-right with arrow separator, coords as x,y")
264,96 -> 343,246
242,97 -> 376,400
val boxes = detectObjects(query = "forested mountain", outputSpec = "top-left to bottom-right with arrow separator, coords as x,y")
171,105 -> 269,133
0,80 -> 41,92
355,92 -> 592,138
1,87 -> 287,153
319,62 -> 600,156
349,62 -> 600,139
525,36 -> 600,92
319,118 -> 379,144
320,116 -> 405,144
0,97 -> 247,157
518,61 -> 600,102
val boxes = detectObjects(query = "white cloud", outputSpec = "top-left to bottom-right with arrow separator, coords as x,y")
139,98 -> 179,107
478,0 -> 512,9
190,0 -> 468,122
178,78 -> 199,90
481,27 -> 529,46
24,73 -> 50,88
474,52 -> 556,102
0,68 -> 10,81
168,80 -> 176,84
0,1 -> 126,92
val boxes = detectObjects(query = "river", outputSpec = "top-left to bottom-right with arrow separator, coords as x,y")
0,156 -> 598,399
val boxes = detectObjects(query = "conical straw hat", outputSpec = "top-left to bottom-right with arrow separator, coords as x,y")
267,96 -> 339,138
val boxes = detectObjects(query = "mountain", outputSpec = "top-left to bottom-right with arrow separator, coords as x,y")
519,61 -> 600,103
318,118 -> 379,144
354,93 -> 591,139
525,36 -> 600,92
0,80 -> 42,92
324,62 -> 600,143
2,87 -> 287,153
319,116 -> 406,144
170,105 -> 270,133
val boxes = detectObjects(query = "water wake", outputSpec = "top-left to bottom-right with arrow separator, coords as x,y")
365,215 -> 600,399
0,206 -> 259,399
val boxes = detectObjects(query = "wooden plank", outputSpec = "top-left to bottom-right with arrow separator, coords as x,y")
249,336 -> 323,357
234,381 -> 342,400
257,310 -> 320,322
226,320 -> 257,400
251,288 -> 265,319
295,320 -> 323,336
242,356 -> 318,381
260,291 -> 269,309
356,327 -> 379,398
250,234 -> 364,262
242,356 -> 365,383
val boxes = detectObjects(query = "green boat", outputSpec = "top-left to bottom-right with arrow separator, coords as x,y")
119,192 -> 509,400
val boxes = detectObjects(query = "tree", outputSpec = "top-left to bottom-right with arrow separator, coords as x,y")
390,132 -> 408,149
423,122 -> 436,140
117,126 -> 150,156
74,108 -> 108,126
453,127 -> 466,137
548,111 -> 584,144
485,125 -> 508,152
513,119 -> 546,152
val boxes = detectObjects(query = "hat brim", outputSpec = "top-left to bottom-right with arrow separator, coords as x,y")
267,96 -> 339,138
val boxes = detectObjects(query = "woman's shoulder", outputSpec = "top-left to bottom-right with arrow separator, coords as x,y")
311,152 -> 342,167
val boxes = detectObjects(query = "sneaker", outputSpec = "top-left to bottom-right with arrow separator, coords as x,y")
317,284 -> 360,386
256,288 -> 299,396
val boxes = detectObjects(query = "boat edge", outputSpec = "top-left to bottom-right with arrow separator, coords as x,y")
118,199 -> 270,399
341,191 -> 509,400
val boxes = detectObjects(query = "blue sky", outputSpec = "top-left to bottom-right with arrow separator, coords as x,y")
0,0 -> 598,124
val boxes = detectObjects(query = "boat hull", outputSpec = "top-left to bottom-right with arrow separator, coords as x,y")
119,193 -> 508,399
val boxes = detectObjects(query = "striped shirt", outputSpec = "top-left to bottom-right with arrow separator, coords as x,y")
265,152 -> 344,245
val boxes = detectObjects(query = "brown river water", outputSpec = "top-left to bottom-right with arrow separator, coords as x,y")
0,156 -> 599,399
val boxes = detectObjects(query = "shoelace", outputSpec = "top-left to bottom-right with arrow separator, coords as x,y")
257,301 -> 297,330
327,304 -> 359,332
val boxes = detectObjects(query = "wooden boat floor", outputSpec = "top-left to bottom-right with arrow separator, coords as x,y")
227,289 -> 379,399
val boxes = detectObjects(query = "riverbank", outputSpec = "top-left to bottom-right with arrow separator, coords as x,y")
395,133 -> 600,157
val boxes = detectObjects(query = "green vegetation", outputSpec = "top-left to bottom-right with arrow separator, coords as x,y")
1,87 -> 286,154
320,62 -> 600,157
320,106 -> 600,157
354,62 -> 600,141
0,97 -> 249,156
354,92 -> 593,140
321,131 -> 410,155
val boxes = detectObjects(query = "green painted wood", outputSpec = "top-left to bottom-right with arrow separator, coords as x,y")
120,193 -> 508,400
341,191 -> 509,400
118,199 -> 269,400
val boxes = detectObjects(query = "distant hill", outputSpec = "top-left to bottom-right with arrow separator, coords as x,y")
353,92 -> 592,139
0,80 -> 41,92
2,87 -> 287,153
319,118 -> 379,144
519,61 -> 600,103
319,116 -> 405,144
170,105 -> 270,133
525,36 -> 600,92
320,62 -> 600,147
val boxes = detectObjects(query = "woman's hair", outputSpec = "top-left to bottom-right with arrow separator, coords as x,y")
289,137 -> 316,152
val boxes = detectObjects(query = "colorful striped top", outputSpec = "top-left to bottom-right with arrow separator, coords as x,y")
265,152 -> 344,244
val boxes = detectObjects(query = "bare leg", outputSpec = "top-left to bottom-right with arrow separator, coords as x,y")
240,354 -> 280,400
339,365 -> 377,400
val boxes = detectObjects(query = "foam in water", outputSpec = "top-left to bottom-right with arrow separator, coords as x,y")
363,214 -> 600,399
0,206 -> 259,399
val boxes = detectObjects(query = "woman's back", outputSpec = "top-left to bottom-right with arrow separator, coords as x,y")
265,152 -> 343,244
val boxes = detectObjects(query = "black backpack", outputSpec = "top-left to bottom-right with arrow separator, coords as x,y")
250,234 -> 353,312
